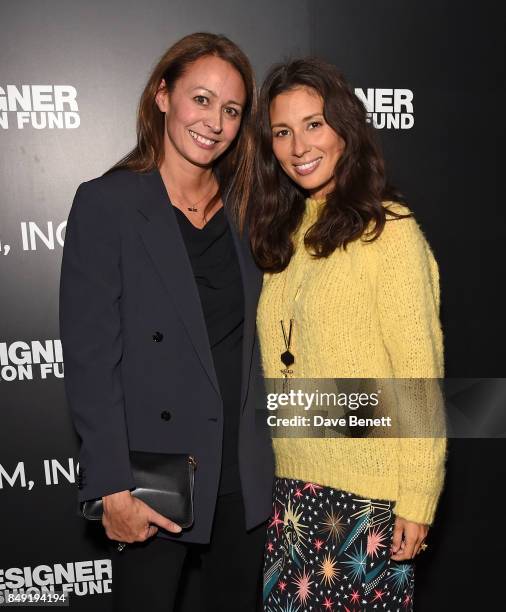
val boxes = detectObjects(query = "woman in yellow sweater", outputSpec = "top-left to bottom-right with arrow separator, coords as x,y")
250,58 -> 446,611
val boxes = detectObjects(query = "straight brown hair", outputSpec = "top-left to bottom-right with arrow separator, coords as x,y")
106,32 -> 257,230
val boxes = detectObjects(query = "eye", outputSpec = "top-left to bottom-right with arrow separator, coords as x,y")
308,121 -> 322,130
224,107 -> 240,118
193,95 -> 209,105
273,128 -> 290,138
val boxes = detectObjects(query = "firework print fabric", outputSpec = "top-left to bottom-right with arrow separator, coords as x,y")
263,477 -> 415,611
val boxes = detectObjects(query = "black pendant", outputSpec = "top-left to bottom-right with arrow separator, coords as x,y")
281,350 -> 295,367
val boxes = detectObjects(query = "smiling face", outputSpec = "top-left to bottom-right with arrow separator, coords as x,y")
269,86 -> 346,199
155,54 -> 247,168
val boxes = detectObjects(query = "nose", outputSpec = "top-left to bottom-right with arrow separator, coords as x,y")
292,132 -> 310,158
204,108 -> 223,134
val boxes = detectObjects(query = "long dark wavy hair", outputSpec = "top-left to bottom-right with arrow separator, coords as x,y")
249,57 -> 408,271
106,32 -> 257,229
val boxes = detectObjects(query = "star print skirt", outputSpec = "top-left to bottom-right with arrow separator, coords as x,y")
263,477 -> 415,612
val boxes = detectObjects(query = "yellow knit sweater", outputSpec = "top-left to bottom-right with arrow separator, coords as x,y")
256,198 -> 446,525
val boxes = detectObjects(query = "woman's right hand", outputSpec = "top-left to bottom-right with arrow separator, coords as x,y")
102,490 -> 182,543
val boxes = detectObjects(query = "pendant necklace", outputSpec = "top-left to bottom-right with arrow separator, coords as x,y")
278,202 -> 317,387
168,181 -> 218,214
280,318 -> 295,377
279,268 -> 303,386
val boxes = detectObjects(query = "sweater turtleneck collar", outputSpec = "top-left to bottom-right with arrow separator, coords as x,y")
303,197 -> 325,224
305,196 -> 326,207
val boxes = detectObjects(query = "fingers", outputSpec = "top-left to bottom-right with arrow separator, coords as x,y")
104,520 -> 158,543
148,508 -> 182,534
142,520 -> 159,540
391,533 -> 413,560
412,531 -> 426,557
102,496 -> 182,543
137,522 -> 158,542
391,521 -> 428,561
413,525 -> 429,557
394,525 -> 416,560
391,518 -> 404,555
412,537 -> 423,557
102,502 -> 159,543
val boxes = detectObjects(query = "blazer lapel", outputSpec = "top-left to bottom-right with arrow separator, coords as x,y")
136,169 -> 221,397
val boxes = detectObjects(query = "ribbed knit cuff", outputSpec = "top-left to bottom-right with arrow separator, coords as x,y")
393,490 -> 440,525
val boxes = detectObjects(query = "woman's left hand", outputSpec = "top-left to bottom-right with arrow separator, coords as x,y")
390,516 -> 429,561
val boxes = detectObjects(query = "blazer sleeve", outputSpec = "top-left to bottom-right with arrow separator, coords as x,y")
59,181 -> 135,502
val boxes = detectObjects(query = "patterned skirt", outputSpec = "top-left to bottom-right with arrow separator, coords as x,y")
263,477 -> 415,611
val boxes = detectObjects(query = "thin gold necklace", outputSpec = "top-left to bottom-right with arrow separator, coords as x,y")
168,179 -> 218,214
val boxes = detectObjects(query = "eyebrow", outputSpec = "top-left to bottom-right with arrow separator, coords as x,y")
271,113 -> 324,129
192,86 -> 243,107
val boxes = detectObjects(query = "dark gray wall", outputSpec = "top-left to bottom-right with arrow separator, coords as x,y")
310,2 -> 505,610
1,2 -> 309,610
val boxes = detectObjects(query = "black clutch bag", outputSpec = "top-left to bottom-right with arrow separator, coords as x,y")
80,451 -> 197,529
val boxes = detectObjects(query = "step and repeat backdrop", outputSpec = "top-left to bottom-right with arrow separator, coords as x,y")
1,1 -> 504,610
0,2 -> 310,610
310,3 -> 505,609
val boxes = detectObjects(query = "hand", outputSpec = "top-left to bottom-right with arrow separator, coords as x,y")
101,490 -> 182,543
390,516 -> 428,561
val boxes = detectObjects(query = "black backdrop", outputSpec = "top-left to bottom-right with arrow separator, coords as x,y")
1,1 -> 504,610
311,2 -> 506,609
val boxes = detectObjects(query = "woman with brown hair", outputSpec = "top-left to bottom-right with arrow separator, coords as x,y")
59,32 -> 274,611
250,58 -> 446,610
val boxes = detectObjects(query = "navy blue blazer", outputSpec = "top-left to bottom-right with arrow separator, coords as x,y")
59,168 -> 274,543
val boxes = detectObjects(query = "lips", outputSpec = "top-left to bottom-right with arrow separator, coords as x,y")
293,157 -> 322,176
188,129 -> 218,149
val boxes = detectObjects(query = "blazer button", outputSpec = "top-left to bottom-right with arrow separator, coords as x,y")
160,410 -> 171,421
152,331 -> 163,342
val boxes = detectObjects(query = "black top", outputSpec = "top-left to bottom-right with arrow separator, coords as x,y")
174,206 -> 244,494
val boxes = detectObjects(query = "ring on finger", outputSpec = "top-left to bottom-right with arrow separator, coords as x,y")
416,542 -> 428,555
